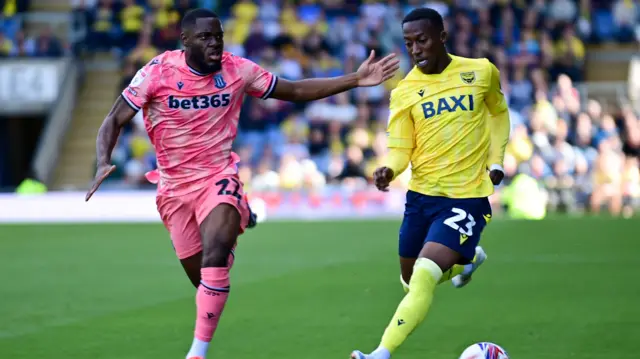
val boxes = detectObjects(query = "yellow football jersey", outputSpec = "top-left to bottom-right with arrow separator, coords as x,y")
386,55 -> 509,198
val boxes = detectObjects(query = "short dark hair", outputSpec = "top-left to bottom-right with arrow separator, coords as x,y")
402,8 -> 444,32
181,8 -> 219,30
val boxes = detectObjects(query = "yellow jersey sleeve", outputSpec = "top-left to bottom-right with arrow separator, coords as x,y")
485,62 -> 508,115
386,147 -> 412,181
484,61 -> 510,168
386,89 -> 415,149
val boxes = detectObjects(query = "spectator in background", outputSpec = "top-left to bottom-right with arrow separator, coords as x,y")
591,147 -> 624,216
243,21 -> 268,60
127,27 -> 158,68
0,30 -> 13,57
99,1 -> 638,218
227,0 -> 258,48
612,0 -> 638,43
34,26 -> 63,57
620,106 -> 640,158
10,30 -> 34,57
553,25 -> 585,81
71,0 -> 96,54
1,0 -> 29,39
335,145 -> 368,188
548,0 -> 578,23
88,0 -> 118,52
175,0 -> 197,19
150,0 -> 180,51
508,65 -> 534,112
0,0 -> 29,15
622,156 -> 640,217
119,0 -> 145,53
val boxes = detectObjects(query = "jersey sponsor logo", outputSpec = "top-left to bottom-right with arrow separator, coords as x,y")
460,71 -> 476,84
127,87 -> 138,96
214,74 -> 226,89
421,94 -> 474,119
167,94 -> 231,109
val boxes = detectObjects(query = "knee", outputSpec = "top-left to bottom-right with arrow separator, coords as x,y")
201,234 -> 234,267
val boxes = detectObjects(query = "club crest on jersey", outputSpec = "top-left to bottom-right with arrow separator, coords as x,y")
460,71 -> 476,84
214,74 -> 226,89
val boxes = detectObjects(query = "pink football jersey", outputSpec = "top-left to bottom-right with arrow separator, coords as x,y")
121,50 -> 277,196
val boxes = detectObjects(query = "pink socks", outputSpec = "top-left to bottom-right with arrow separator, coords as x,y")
194,267 -> 230,342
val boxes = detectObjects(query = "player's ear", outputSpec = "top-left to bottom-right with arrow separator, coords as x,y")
180,31 -> 189,46
440,30 -> 448,44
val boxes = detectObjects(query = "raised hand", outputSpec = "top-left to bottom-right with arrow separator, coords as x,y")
85,163 -> 116,201
356,50 -> 401,87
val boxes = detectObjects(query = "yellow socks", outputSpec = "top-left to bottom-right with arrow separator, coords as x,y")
400,275 -> 410,293
401,253 -> 477,292
439,264 -> 465,284
401,263 -> 468,292
381,258 -> 442,353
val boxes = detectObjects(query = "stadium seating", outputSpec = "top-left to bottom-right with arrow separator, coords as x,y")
69,0 -> 639,217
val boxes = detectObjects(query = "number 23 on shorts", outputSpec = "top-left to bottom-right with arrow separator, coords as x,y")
443,207 -> 491,244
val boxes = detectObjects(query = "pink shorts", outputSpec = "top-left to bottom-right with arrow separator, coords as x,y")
155,173 -> 251,260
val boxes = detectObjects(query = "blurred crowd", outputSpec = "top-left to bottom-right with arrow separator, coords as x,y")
84,0 -> 640,217
0,0 -> 67,57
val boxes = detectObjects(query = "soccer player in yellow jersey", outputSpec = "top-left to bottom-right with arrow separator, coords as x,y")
351,8 -> 510,359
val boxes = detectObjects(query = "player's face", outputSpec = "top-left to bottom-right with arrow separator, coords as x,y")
183,17 -> 224,72
402,19 -> 447,74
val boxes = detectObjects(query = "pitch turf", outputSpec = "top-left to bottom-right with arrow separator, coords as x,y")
1,218 -> 638,358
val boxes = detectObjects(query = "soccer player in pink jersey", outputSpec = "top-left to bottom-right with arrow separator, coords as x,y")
84,8 -> 398,359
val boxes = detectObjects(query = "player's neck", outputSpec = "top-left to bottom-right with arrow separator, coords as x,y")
426,54 -> 453,75
185,53 -> 221,75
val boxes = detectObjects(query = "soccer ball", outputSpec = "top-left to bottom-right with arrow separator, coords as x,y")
459,342 -> 509,359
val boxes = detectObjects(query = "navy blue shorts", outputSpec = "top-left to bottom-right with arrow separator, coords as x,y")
398,191 -> 492,262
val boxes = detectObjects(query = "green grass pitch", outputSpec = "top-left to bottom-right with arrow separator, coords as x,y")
1,218 -> 639,359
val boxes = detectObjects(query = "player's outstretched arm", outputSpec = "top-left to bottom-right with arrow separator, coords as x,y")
85,96 -> 137,201
374,86 -> 415,192
269,50 -> 400,102
484,62 -> 511,186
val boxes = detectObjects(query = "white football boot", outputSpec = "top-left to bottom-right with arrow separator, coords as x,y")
452,246 -> 487,288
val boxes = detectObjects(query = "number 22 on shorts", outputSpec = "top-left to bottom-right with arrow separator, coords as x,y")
216,178 -> 243,204
443,208 -> 476,244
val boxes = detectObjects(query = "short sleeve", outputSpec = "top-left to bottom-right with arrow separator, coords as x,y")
386,90 -> 415,149
121,59 -> 160,111
484,61 -> 508,115
238,57 -> 278,100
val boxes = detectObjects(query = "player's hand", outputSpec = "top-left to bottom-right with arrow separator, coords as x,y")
489,169 -> 504,186
373,166 -> 394,192
356,50 -> 400,87
85,163 -> 116,202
